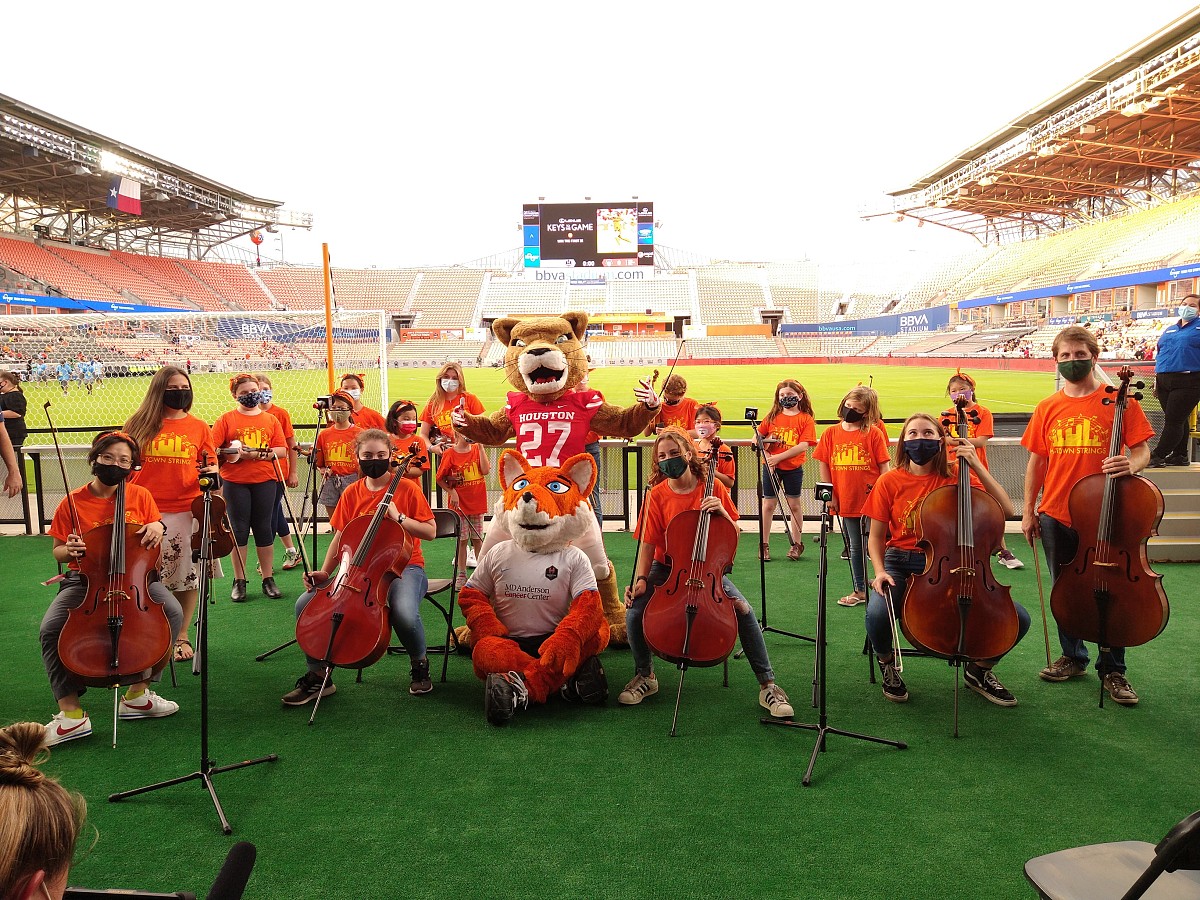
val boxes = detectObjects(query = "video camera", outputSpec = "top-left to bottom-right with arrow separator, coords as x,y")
313,396 -> 332,410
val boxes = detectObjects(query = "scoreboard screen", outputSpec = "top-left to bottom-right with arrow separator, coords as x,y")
523,201 -> 654,269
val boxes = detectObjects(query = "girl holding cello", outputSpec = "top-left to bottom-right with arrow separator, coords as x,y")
40,432 -> 182,747
1021,326 -> 1155,705
863,413 -> 1030,706
125,365 -> 217,661
282,429 -> 437,705
619,427 -> 794,718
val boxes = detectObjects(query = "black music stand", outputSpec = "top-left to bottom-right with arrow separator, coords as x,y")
761,489 -> 906,785
109,467 -> 277,834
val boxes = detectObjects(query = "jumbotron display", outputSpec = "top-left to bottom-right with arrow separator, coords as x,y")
523,201 -> 654,269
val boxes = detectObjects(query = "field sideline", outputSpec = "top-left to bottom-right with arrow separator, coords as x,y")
19,361 -> 1056,439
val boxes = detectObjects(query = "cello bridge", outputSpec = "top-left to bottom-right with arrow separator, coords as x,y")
949,566 -> 975,577
1092,561 -> 1119,569
684,578 -> 704,590
104,591 -> 131,604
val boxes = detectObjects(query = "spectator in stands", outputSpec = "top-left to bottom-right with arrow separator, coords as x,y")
386,399 -> 432,483
943,371 -> 1023,569
255,374 -> 303,571
813,386 -> 890,607
1149,293 -> 1200,467
0,720 -> 88,899
212,374 -> 288,602
1022,326 -> 1154,706
314,391 -> 362,518
757,380 -> 815,562
339,373 -> 387,432
643,374 -> 698,437
436,430 -> 489,590
420,363 -> 483,454
125,366 -> 218,661
0,369 -> 27,457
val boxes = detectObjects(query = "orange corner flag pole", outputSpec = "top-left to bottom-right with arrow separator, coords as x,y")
321,243 -> 335,393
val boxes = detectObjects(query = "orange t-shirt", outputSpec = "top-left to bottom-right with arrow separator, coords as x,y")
436,445 -> 488,516
329,475 -> 433,569
50,483 -> 162,572
393,433 -> 431,476
635,478 -> 738,565
129,414 -> 216,513
861,466 -> 982,553
263,404 -> 296,480
944,402 -> 993,470
420,392 -> 484,440
1021,387 -> 1155,528
812,424 -> 891,518
654,397 -> 699,433
315,425 -> 363,476
211,409 -> 286,484
352,405 -> 387,432
758,411 -> 816,470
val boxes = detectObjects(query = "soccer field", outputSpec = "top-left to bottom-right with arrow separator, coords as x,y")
21,361 -> 1057,439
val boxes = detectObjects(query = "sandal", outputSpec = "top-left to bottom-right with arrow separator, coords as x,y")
760,543 -> 771,562
837,593 -> 867,607
173,638 -> 194,661
787,542 -> 804,561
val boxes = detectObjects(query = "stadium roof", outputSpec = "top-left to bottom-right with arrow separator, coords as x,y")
0,93 -> 312,257
878,9 -> 1200,242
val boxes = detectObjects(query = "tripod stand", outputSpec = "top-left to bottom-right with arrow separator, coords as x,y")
110,468 -> 277,834
761,490 -> 905,785
746,411 -> 813,646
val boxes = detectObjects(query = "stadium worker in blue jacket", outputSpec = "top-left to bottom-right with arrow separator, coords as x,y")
1149,293 -> 1200,467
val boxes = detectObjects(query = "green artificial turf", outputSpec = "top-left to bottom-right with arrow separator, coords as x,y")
4,528 -> 1196,899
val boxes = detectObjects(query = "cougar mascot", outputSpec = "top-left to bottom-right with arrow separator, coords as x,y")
453,311 -> 660,645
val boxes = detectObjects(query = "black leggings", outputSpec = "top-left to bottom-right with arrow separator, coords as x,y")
272,480 -> 291,538
1153,371 -> 1200,460
223,480 -> 278,547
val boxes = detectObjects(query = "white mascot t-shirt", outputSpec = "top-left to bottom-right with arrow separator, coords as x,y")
467,542 -> 598,638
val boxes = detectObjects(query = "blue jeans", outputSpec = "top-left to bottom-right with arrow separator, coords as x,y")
842,515 -> 867,594
626,561 -> 775,683
585,440 -> 603,532
866,548 -> 1030,665
295,564 -> 428,672
1039,514 -> 1126,674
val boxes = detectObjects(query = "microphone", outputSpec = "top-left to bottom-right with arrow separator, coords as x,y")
205,841 -> 256,900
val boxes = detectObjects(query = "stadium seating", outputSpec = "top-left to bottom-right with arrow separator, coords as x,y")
0,235 -> 125,305
407,269 -> 486,326
389,338 -> 484,367
178,259 -> 276,310
44,244 -> 187,309
684,336 -> 780,360
112,252 -> 229,311
693,265 -> 769,325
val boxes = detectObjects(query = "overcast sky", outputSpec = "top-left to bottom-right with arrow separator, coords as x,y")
5,1 -> 1199,271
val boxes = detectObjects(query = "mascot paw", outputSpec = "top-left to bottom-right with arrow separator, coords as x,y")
453,624 -> 474,653
596,566 -> 628,647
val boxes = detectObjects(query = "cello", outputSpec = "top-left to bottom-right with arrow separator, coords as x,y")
901,398 -> 1019,732
641,438 -> 740,734
295,448 -> 420,681
1048,367 -> 1168,684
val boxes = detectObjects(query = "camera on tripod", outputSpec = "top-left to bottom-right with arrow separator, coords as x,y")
744,406 -> 759,422
813,481 -> 834,503
313,396 -> 332,410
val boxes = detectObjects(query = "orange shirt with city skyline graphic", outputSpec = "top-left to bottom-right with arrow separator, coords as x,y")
862,466 -> 983,553
1021,387 -> 1154,528
757,411 -> 816,470
129,414 -> 216,513
813,424 -> 891,517
315,424 -> 363,477
211,409 -> 286,484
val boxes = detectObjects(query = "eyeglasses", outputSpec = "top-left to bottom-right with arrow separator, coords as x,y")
98,453 -> 133,467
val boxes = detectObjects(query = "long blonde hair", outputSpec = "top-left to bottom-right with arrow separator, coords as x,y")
427,363 -> 467,415
0,722 -> 88,897
124,366 -> 191,452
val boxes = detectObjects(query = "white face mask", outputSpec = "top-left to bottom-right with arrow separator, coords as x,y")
343,388 -> 362,400
440,378 -> 460,392
1178,305 -> 1198,323
696,424 -> 714,438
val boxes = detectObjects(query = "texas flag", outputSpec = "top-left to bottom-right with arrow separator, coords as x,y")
106,176 -> 141,215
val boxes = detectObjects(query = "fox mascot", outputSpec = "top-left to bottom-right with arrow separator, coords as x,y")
453,311 -> 661,645
458,450 -> 610,725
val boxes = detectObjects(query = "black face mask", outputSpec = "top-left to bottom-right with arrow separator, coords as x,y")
163,389 -> 192,410
779,395 -> 800,409
664,398 -> 682,406
93,463 -> 132,486
903,439 -> 942,466
359,458 -> 390,479
842,408 -> 865,424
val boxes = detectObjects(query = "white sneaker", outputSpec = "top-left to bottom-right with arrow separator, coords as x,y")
44,711 -> 92,747
618,673 -> 659,705
759,684 -> 795,718
119,689 -> 180,720
997,549 -> 1024,570
465,546 -> 478,568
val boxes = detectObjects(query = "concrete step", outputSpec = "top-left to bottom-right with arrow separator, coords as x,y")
1148,535 -> 1200,563
1142,465 -> 1199,489
1160,488 -> 1200,515
1156,511 -> 1200,537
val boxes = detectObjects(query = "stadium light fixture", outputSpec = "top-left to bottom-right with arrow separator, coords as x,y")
70,164 -> 92,176
150,190 -> 169,201
978,174 -> 995,187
